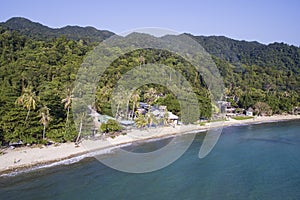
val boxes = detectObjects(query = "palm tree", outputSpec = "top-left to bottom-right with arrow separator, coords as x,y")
130,90 -> 140,120
95,85 -> 112,113
112,86 -> 125,119
75,112 -> 85,145
144,88 -> 157,112
39,106 -> 52,140
15,86 -> 38,122
135,113 -> 147,128
164,109 -> 169,126
62,88 -> 72,124
139,55 -> 145,69
113,94 -> 123,119
145,112 -> 156,128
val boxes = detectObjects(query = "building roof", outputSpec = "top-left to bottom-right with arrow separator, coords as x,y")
99,115 -> 115,122
168,112 -> 178,120
247,107 -> 254,112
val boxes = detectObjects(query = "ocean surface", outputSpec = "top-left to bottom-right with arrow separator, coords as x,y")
1,120 -> 300,200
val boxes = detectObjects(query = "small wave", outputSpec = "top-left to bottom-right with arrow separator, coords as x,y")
0,130 -> 206,177
0,145 -> 128,177
231,123 -> 248,127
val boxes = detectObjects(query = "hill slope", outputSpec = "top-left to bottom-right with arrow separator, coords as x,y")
0,17 -> 114,42
193,35 -> 300,73
0,17 -> 299,145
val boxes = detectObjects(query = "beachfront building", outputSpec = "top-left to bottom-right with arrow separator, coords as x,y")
292,107 -> 300,115
150,105 -> 179,126
88,105 -> 115,132
167,111 -> 179,126
246,107 -> 254,116
135,103 -> 179,127
217,101 -> 237,116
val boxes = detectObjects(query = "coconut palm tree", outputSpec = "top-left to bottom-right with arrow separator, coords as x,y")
15,86 -> 38,122
130,90 -> 140,120
62,88 -> 72,124
164,109 -> 169,126
113,94 -> 123,119
39,106 -> 52,140
95,85 -> 112,113
75,112 -> 85,145
145,112 -> 156,128
144,88 -> 157,112
135,113 -> 147,128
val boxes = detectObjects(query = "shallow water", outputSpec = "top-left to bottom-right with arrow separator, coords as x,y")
0,120 -> 300,200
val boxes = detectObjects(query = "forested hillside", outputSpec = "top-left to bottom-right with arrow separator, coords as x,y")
0,25 -> 93,144
0,17 -> 299,145
193,35 -> 300,112
0,17 -> 114,42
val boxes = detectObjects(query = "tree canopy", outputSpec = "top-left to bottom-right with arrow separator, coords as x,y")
0,18 -> 299,145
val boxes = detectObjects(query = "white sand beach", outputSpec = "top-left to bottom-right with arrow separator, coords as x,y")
1,114 -> 300,175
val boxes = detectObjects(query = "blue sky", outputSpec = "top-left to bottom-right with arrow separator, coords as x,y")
1,0 -> 300,46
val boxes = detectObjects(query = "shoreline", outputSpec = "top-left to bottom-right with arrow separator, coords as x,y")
1,114 -> 300,176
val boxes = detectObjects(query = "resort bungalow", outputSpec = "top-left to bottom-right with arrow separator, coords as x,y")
217,101 -> 237,116
167,112 -> 179,126
292,107 -> 300,115
119,120 -> 135,128
246,107 -> 254,116
140,104 -> 179,126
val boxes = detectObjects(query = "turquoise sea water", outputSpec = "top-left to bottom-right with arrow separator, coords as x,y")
1,120 -> 300,200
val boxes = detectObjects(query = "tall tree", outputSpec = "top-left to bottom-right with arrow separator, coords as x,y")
130,90 -> 140,120
62,88 -> 72,124
15,86 -> 38,122
135,113 -> 147,128
39,106 -> 52,140
254,102 -> 272,116
144,88 -> 157,112
75,112 -> 85,145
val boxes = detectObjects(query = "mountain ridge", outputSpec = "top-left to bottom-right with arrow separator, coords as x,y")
1,17 -> 299,83
2,17 -> 299,47
0,17 -> 114,42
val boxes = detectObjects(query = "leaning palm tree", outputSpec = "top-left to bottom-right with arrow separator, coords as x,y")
112,89 -> 124,119
62,88 -> 72,124
39,106 -> 52,140
163,108 -> 169,126
75,112 -> 85,145
15,86 -> 38,122
130,90 -> 140,120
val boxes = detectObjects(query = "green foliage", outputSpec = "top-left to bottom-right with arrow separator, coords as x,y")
96,48 -> 213,118
46,123 -> 77,143
0,18 -> 299,146
1,17 -> 114,42
100,119 -> 123,133
199,122 -> 206,126
156,94 -> 180,116
134,113 -> 148,128
254,102 -> 272,116
232,116 -> 254,120
213,54 -> 299,112
0,26 -> 92,145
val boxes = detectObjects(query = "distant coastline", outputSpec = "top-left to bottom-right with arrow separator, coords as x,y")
1,114 -> 300,176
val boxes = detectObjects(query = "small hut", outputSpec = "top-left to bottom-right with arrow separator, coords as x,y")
246,107 -> 254,116
168,112 -> 179,126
